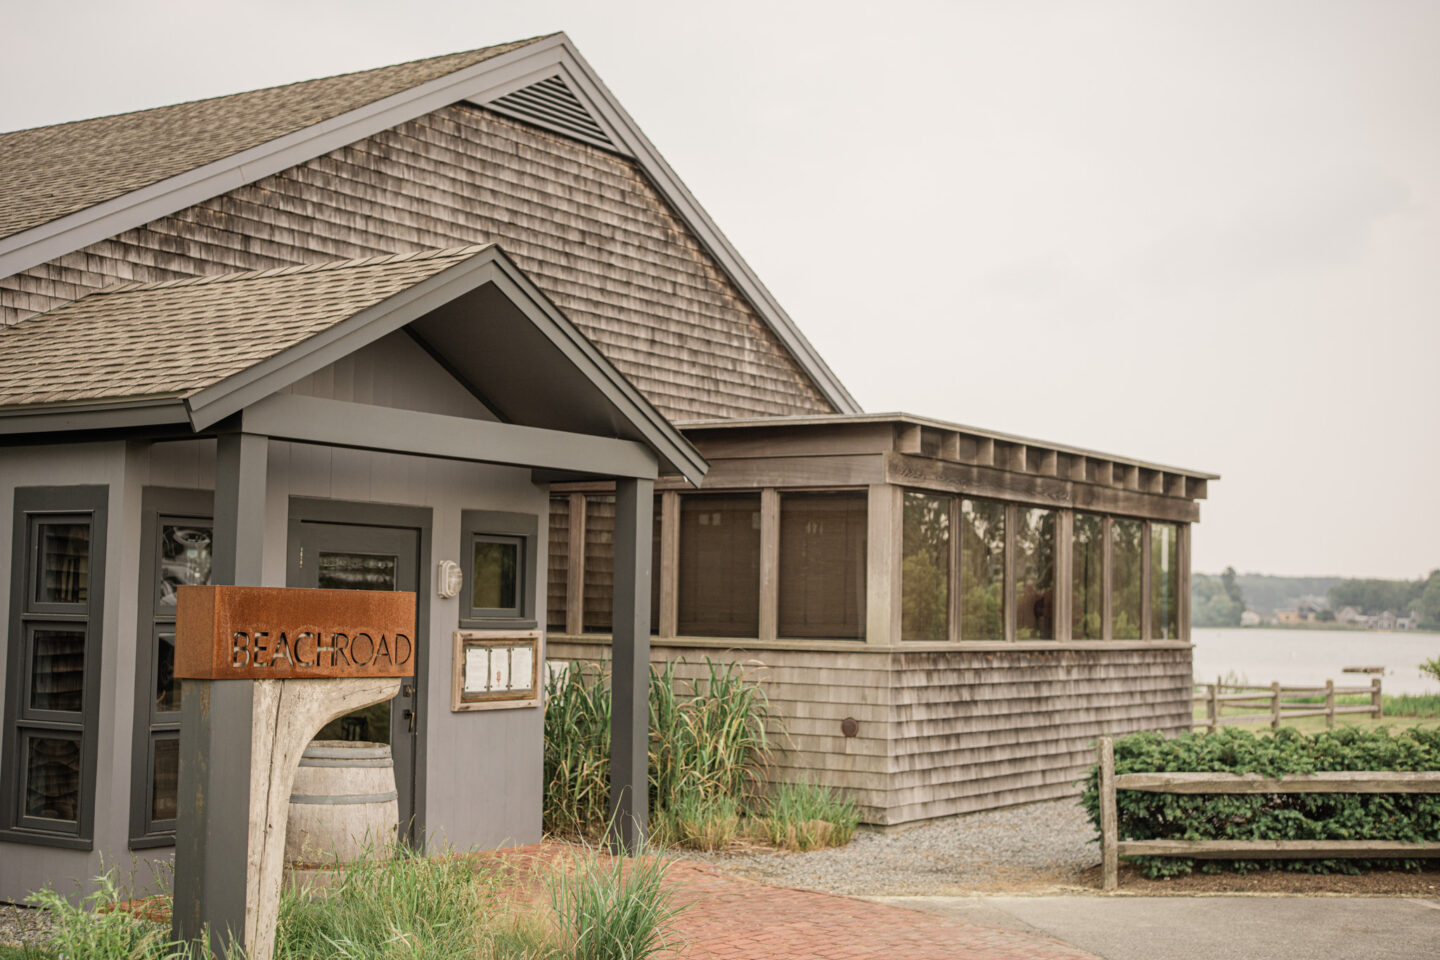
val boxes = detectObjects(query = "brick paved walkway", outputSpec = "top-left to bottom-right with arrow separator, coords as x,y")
658,861 -> 1101,960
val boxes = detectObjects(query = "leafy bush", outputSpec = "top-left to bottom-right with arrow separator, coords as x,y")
754,780 -> 861,851
1081,727 -> 1440,877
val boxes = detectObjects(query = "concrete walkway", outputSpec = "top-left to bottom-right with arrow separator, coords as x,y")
868,895 -> 1440,960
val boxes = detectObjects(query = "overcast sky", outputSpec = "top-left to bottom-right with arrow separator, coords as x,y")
4,0 -> 1436,580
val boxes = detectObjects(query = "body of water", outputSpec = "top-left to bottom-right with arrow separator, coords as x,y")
1191,627 -> 1440,696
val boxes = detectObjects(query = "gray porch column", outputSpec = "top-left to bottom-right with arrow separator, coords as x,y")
174,433 -> 267,952
608,476 -> 654,851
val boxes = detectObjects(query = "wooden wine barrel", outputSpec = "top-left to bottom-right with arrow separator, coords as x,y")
285,740 -> 398,866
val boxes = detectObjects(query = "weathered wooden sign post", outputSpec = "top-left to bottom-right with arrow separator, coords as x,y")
171,585 -> 416,960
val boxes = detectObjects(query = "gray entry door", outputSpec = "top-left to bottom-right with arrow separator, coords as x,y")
288,520 -> 421,845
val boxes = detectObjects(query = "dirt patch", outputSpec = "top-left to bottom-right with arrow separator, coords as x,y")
1084,863 -> 1440,896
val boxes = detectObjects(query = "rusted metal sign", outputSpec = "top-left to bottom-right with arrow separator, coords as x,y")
175,585 -> 416,680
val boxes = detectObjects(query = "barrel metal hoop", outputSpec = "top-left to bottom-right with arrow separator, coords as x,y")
302,745 -> 392,760
289,791 -> 399,805
297,758 -> 393,768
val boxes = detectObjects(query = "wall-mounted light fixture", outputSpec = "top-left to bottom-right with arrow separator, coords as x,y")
437,560 -> 462,599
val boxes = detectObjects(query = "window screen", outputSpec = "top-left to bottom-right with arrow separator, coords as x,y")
778,492 -> 866,640
677,494 -> 761,638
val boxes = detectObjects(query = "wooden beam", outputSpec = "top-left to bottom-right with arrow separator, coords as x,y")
896,423 -> 923,455
1113,771 -> 1440,794
1056,510 -> 1074,642
865,485 -> 901,644
758,488 -> 780,642
608,477 -> 653,851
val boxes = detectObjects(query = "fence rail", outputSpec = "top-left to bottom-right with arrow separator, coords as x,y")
1096,737 -> 1440,890
1193,677 -> 1381,731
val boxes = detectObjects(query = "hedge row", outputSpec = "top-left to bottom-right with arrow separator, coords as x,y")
1080,727 -> 1440,876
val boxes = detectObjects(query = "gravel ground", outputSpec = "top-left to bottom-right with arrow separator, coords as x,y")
682,797 -> 1100,896
0,902 -> 57,948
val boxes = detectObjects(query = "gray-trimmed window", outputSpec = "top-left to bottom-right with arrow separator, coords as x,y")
2,486 -> 107,848
461,510 -> 538,629
130,488 -> 212,847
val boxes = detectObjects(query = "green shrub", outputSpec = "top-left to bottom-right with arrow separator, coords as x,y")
547,846 -> 681,960
651,790 -> 741,851
754,780 -> 861,851
1082,727 -> 1440,877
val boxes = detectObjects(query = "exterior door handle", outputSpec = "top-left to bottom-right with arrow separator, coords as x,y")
403,707 -> 416,733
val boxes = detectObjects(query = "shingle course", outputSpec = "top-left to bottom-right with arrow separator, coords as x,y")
0,246 -> 486,408
0,38 -> 547,238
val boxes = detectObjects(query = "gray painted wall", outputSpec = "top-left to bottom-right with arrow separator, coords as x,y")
0,434 -> 549,903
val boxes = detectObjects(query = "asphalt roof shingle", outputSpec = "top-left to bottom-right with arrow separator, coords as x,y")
0,38 -> 548,239
0,246 -> 488,408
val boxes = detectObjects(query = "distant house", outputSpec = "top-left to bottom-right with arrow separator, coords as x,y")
1276,609 -> 1303,624
1336,606 -> 1364,625
1240,610 -> 1261,627
1397,613 -> 1419,631
1375,611 -> 1398,631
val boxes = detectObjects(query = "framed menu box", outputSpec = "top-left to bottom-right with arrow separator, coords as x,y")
451,629 -> 542,711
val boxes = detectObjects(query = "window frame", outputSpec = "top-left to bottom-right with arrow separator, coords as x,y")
459,510 -> 538,630
1,486 -> 107,849
129,487 -> 213,849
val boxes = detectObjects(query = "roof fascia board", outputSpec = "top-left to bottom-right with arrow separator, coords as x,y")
0,36 -> 571,280
184,246 -> 707,484
545,38 -> 862,415
3,35 -> 860,418
0,398 -> 191,435
241,393 -> 658,479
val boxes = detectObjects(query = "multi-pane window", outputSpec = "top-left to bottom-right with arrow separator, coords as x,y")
1150,523 -> 1181,640
1014,508 -> 1056,640
1111,518 -> 1144,640
130,489 -> 211,846
902,491 -> 951,642
778,492 -> 867,640
3,486 -> 107,847
459,510 -> 539,630
959,498 -> 1005,640
1072,513 -> 1104,640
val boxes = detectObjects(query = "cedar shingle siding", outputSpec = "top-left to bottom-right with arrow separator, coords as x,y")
1,106 -> 836,421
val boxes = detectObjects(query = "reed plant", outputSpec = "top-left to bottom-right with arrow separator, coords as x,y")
753,780 -> 861,851
547,845 -> 681,960
544,663 -> 614,837
650,790 -> 741,852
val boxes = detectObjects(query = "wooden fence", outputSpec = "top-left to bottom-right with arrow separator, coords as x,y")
1096,737 -> 1440,890
1193,677 -> 1382,732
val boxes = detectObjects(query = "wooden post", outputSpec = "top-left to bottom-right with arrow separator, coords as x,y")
1372,677 -> 1383,720
566,493 -> 586,637
609,477 -> 654,851
1099,737 -> 1118,891
1271,681 -> 1282,730
1325,679 -> 1335,729
758,488 -> 780,642
1206,683 -> 1218,733
174,432 -> 267,955
658,491 -> 680,639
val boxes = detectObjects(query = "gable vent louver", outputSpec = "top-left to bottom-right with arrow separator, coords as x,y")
485,75 -> 618,152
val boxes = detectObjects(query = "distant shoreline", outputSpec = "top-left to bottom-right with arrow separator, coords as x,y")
1194,623 -> 1440,636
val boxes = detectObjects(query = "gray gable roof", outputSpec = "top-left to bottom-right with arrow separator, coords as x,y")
0,244 -> 707,482
0,34 -> 860,416
0,39 -> 547,239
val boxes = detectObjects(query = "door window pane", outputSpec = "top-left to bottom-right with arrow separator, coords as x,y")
155,629 -> 180,713
151,738 -> 179,821
1111,519 -> 1143,639
30,626 -> 85,712
960,499 -> 1005,639
1150,523 -> 1181,639
472,537 -> 519,612
902,492 -> 950,642
779,492 -> 867,640
1015,508 -> 1056,640
1072,514 -> 1104,640
158,524 -> 212,607
36,522 -> 89,604
318,552 -> 398,590
24,736 -> 80,822
678,494 -> 761,638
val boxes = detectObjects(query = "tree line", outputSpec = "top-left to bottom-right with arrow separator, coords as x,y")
1192,568 -> 1440,629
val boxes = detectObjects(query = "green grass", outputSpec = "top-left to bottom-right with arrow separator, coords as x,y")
547,845 -> 681,960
